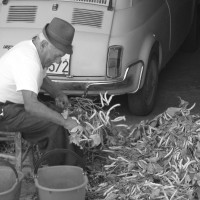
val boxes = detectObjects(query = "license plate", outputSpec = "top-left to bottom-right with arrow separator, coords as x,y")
47,54 -> 70,75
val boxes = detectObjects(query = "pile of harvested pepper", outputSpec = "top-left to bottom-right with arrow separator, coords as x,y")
63,92 -> 124,149
64,95 -> 200,200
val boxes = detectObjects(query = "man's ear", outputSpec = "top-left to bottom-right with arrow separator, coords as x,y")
40,40 -> 48,50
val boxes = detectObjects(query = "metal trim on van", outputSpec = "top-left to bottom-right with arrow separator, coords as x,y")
53,61 -> 144,96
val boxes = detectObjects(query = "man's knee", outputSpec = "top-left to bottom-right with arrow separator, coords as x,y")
22,123 -> 66,154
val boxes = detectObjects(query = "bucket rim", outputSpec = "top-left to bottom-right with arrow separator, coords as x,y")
35,174 -> 88,192
36,165 -> 84,171
34,165 -> 85,179
38,165 -> 83,171
0,172 -> 24,195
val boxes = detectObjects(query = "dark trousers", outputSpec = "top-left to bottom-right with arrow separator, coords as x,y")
0,101 -> 76,165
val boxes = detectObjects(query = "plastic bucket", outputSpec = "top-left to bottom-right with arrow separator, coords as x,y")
34,148 -> 88,200
0,160 -> 24,200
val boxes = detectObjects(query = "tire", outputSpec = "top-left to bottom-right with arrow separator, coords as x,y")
128,45 -> 158,116
181,3 -> 199,52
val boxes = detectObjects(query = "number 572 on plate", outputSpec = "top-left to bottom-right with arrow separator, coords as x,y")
47,54 -> 70,75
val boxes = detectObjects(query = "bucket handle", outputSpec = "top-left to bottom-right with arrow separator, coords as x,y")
0,159 -> 19,182
34,148 -> 85,175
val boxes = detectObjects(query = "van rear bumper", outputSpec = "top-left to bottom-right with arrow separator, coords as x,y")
53,61 -> 144,96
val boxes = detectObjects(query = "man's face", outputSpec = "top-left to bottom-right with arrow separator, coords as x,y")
42,42 -> 65,68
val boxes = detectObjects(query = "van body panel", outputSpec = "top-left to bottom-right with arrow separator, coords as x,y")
108,0 -> 170,88
0,0 -> 115,78
0,0 -> 196,96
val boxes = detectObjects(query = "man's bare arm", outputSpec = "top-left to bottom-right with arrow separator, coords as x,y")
41,76 -> 70,109
22,90 -> 77,130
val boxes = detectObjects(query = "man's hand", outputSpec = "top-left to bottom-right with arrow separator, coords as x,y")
70,125 -> 83,133
55,93 -> 70,110
63,117 -> 80,131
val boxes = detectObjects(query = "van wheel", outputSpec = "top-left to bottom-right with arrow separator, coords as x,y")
128,48 -> 158,116
181,4 -> 199,52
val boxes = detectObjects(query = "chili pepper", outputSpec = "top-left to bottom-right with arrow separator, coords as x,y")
111,116 -> 126,122
169,189 -> 177,200
117,156 -> 129,163
93,124 -> 104,133
156,171 -> 169,177
171,164 -> 179,173
166,112 -> 173,119
164,148 -> 174,159
180,126 -> 185,132
105,92 -> 114,105
103,185 -> 115,196
108,155 -> 118,160
105,190 -> 119,199
158,136 -> 165,147
163,112 -> 171,121
187,103 -> 196,111
163,185 -> 175,189
178,158 -> 183,169
182,159 -> 196,170
117,172 -> 129,177
162,188 -> 170,200
164,176 -> 173,186
159,117 -> 163,125
85,121 -> 95,130
139,172 -> 145,177
164,136 -> 171,147
116,124 -> 129,128
130,186 -> 136,196
144,181 -> 162,187
196,119 -> 200,125
179,171 -> 187,184
175,196 -> 188,200
104,162 -> 116,168
102,149 -> 115,153
171,172 -> 180,183
99,93 -> 105,107
123,175 -> 138,180
99,111 -> 108,124
89,109 -> 97,120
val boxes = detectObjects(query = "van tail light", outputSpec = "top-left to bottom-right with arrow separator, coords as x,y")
107,46 -> 123,78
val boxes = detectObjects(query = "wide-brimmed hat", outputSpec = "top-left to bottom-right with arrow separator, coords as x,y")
43,17 -> 75,54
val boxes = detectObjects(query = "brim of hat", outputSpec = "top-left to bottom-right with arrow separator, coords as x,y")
43,24 -> 73,54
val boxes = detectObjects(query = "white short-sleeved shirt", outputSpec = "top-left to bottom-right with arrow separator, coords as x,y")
0,40 -> 46,104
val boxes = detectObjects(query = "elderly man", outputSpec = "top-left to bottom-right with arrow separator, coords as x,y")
0,17 -> 80,165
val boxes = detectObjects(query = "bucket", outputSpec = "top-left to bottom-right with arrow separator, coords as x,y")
34,148 -> 88,200
0,160 -> 24,200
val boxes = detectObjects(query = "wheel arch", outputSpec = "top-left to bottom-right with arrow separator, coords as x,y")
127,39 -> 160,116
138,34 -> 161,89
